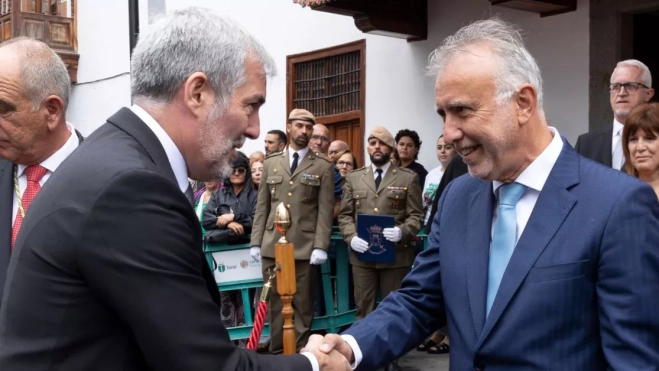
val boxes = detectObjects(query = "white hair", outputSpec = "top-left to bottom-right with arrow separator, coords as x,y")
130,7 -> 276,108
612,59 -> 652,87
0,37 -> 71,111
427,18 -> 544,111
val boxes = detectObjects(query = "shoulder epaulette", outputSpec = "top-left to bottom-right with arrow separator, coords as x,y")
265,151 -> 283,159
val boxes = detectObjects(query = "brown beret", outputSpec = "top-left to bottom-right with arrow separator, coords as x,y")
288,109 -> 316,125
368,126 -> 395,149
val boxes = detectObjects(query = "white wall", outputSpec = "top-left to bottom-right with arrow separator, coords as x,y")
165,0 -> 590,169
67,0 -> 589,168
68,0 -> 132,136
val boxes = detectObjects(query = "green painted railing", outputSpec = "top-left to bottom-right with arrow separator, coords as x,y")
203,228 -> 428,340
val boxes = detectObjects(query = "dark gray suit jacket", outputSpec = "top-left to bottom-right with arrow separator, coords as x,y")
574,123 -> 613,167
0,129 -> 84,307
0,108 -> 312,371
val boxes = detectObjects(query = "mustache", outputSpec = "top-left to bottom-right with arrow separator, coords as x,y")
234,136 -> 246,147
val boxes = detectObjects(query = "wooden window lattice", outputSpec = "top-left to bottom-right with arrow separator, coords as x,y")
1,0 -> 10,15
293,50 -> 361,117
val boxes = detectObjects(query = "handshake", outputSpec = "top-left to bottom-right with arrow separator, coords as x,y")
301,334 -> 355,371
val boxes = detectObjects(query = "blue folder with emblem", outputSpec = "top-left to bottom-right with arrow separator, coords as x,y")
357,214 -> 395,263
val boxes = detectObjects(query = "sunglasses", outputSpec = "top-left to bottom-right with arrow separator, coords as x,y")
232,168 -> 247,175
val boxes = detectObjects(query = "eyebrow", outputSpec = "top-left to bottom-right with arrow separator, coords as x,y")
245,94 -> 266,105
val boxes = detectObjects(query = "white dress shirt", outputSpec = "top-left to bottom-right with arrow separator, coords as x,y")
131,105 -> 189,193
611,119 -> 624,171
491,127 -> 564,245
343,127 -> 564,369
12,123 -> 80,224
288,146 -> 310,171
371,161 -> 391,180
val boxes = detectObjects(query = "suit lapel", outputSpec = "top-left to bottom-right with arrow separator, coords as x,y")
476,146 -> 580,348
600,124 -> 613,167
278,151 -> 291,176
292,152 -> 314,178
360,167 -> 377,193
465,180 -> 494,336
106,108 -> 178,185
0,160 -> 14,289
376,165 -> 398,194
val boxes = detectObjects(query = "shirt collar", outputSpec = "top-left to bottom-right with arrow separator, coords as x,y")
17,122 -> 79,178
613,118 -> 624,136
371,161 -> 392,175
288,147 -> 310,164
131,105 -> 189,193
493,126 -> 564,195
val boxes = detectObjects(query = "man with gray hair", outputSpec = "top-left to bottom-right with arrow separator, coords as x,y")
0,8 -> 349,371
0,37 -> 83,307
576,59 -> 655,170
305,18 -> 659,370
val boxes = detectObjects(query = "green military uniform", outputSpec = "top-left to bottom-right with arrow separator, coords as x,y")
251,149 -> 334,353
338,163 -> 424,319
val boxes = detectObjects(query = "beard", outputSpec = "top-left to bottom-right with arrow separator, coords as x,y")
198,102 -> 246,179
370,149 -> 391,166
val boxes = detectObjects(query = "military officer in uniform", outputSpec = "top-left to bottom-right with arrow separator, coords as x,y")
338,126 -> 423,371
250,109 -> 335,354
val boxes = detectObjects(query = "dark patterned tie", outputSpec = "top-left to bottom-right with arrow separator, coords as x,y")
290,152 -> 299,174
375,168 -> 383,190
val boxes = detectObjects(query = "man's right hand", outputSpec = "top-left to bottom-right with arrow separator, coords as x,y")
350,237 -> 369,253
250,246 -> 261,262
303,334 -> 354,365
311,348 -> 351,371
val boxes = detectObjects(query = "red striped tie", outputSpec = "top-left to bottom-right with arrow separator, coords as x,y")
11,165 -> 48,250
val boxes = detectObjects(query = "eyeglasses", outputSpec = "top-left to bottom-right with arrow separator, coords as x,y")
232,168 -> 247,175
311,135 -> 329,143
609,82 -> 650,93
337,161 -> 354,168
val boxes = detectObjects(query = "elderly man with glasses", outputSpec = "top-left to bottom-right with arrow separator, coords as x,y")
576,59 -> 655,170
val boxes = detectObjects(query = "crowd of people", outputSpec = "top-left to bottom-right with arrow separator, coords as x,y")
0,6 -> 658,371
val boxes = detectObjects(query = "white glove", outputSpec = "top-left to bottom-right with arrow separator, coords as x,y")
350,237 -> 369,253
383,227 -> 402,243
250,246 -> 261,262
309,249 -> 328,265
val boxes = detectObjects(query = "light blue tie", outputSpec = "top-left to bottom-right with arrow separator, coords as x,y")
486,182 -> 527,317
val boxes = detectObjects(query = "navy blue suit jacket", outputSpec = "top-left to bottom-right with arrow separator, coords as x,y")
344,144 -> 659,370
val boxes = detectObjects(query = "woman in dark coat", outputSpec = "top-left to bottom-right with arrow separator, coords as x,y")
202,152 -> 258,244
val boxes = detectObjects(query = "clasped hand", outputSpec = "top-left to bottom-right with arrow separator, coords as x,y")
301,334 -> 353,371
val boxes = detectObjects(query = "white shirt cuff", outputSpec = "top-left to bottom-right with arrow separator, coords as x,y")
340,334 -> 363,369
301,352 -> 320,371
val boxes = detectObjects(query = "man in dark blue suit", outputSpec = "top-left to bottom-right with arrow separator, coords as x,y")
304,18 -> 659,370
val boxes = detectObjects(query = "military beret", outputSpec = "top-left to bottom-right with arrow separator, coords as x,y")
368,126 -> 395,149
288,109 -> 316,125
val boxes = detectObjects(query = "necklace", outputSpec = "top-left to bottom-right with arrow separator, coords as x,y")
13,166 -> 25,218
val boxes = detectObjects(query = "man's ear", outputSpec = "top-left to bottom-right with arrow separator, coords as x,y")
515,84 -> 538,126
43,95 -> 65,131
183,72 -> 214,118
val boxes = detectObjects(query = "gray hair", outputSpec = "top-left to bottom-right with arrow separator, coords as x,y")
0,37 -> 71,111
427,18 -> 544,111
612,59 -> 652,87
131,7 -> 276,108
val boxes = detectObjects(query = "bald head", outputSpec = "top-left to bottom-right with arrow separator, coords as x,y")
328,140 -> 349,160
0,37 -> 70,111
310,124 -> 330,154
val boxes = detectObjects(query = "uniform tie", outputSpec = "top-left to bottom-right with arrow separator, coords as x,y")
374,168 -> 383,190
486,182 -> 527,317
290,152 -> 299,174
11,165 -> 48,250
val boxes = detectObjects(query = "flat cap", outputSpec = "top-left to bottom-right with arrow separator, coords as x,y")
368,126 -> 395,149
288,109 -> 316,125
